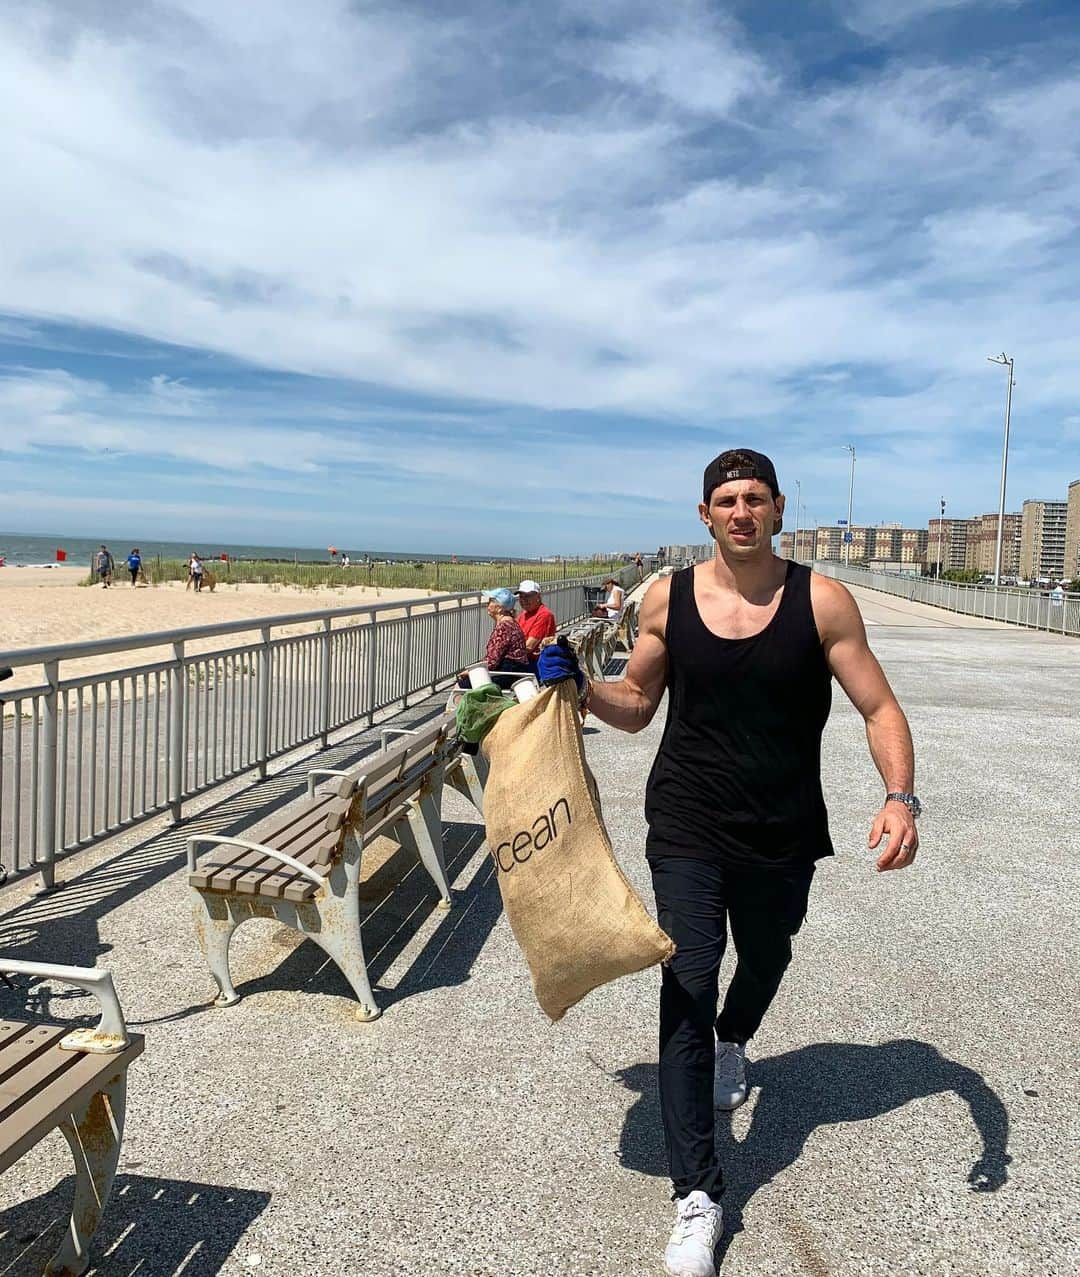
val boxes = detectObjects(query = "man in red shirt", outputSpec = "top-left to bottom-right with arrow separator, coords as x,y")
515,579 -> 557,656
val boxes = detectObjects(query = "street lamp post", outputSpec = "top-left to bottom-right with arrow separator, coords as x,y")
793,479 -> 801,561
987,353 -> 1015,587
843,444 -> 856,566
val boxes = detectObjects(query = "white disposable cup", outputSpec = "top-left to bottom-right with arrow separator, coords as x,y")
512,677 -> 539,703
467,665 -> 493,688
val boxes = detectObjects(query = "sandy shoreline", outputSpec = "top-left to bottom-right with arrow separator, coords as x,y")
0,568 -> 448,698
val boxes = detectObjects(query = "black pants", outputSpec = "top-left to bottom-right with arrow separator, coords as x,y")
649,856 -> 815,1202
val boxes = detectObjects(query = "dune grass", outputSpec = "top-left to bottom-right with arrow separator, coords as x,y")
127,556 -> 631,593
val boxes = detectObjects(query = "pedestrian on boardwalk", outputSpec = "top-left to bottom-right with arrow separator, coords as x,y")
125,548 -> 142,586
95,545 -> 115,588
514,579 -> 556,658
189,552 -> 205,592
538,447 -> 920,1277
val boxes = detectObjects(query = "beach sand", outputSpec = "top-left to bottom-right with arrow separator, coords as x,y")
0,566 -> 446,697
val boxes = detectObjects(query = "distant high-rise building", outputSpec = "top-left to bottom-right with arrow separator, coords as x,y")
815,527 -> 843,561
870,527 -> 902,560
1019,499 -> 1067,581
1064,480 -> 1080,582
849,527 -> 871,561
778,531 -> 795,559
900,528 -> 928,565
928,518 -> 970,573
964,513 -> 1022,577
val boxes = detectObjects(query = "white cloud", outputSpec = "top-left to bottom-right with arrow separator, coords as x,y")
1,0 -> 1078,541
840,0 -> 1025,38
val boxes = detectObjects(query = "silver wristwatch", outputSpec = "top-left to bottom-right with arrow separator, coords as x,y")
885,792 -> 922,818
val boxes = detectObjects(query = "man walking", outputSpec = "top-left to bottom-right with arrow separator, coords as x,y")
539,448 -> 919,1276
95,545 -> 114,588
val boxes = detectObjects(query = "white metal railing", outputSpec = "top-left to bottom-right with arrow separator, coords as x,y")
0,569 -> 634,887
814,562 -> 1080,637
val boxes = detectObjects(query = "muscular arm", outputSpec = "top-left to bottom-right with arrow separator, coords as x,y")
812,574 -> 919,870
585,578 -> 670,733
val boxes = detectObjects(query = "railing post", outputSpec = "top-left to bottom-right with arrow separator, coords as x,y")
402,605 -> 413,708
37,659 -> 60,890
366,612 -> 378,725
168,640 -> 185,824
319,618 -> 332,748
256,626 -> 271,780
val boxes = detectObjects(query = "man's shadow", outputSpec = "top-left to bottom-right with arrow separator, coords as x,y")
616,1040 -> 1009,1253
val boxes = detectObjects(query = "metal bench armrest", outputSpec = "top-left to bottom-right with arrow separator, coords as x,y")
187,835 -> 327,889
380,727 -> 419,750
0,960 -> 128,1053
305,768 -> 356,799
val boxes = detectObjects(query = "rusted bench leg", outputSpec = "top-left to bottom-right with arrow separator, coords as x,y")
447,751 -> 487,814
297,892 -> 382,1021
191,891 -> 241,1007
407,792 -> 452,908
47,1072 -> 126,1277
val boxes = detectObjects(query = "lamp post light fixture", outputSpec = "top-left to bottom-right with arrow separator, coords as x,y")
793,479 -> 801,561
987,353 -> 1015,587
842,444 -> 856,565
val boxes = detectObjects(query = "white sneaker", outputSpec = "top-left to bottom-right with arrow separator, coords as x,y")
664,1190 -> 723,1277
714,1040 -> 747,1111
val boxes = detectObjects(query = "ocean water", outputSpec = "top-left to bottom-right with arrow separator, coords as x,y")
0,532 -> 498,568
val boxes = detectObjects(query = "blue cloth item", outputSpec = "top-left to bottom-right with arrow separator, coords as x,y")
536,637 -> 584,692
483,587 -> 516,609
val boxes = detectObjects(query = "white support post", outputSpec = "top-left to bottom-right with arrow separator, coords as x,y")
168,640 -> 185,824
319,617 -> 332,748
256,626 -> 271,780
38,658 -> 59,889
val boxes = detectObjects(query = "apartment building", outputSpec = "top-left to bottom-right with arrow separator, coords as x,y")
815,527 -> 843,561
869,526 -> 903,560
927,518 -> 970,573
900,528 -> 928,565
964,513 -> 1022,577
1019,499 -> 1067,581
848,527 -> 871,561
1065,480 -> 1080,581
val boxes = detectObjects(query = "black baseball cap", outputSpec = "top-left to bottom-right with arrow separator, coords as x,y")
702,448 -> 780,502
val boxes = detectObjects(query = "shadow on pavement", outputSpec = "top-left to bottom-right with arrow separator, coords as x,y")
616,1039 -> 1010,1249
0,1172 -> 270,1276
0,701 -> 493,1025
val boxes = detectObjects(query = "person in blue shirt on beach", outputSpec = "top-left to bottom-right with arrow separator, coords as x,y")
126,548 -> 142,586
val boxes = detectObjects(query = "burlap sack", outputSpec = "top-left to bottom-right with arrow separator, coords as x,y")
481,681 -> 675,1020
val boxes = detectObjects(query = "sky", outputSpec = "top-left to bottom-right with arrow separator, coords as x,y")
1,0 -> 1079,556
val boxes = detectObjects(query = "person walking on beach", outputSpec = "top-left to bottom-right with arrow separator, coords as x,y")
538,448 -> 920,1277
95,545 -> 115,588
189,552 -> 205,592
126,547 -> 142,586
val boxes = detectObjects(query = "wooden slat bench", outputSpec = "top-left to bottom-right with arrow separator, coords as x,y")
616,598 -> 639,651
187,714 -> 476,1022
0,961 -> 142,1277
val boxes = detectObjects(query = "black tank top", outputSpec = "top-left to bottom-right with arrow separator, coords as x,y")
644,561 -> 834,868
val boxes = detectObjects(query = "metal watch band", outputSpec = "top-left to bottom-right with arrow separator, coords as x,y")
885,791 -> 922,817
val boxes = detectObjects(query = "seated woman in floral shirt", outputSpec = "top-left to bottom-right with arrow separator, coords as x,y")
482,587 -> 532,675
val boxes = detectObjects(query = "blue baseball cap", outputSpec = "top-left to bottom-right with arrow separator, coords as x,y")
482,587 -> 516,608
